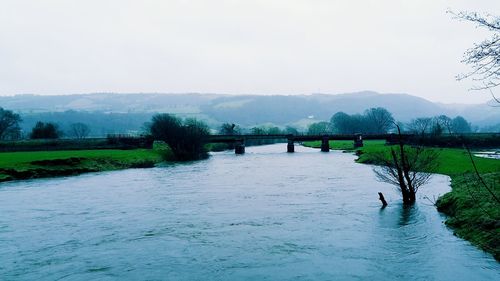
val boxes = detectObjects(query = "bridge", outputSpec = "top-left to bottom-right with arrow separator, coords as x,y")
207,134 -> 411,154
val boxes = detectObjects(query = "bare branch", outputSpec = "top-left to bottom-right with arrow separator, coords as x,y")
372,124 -> 439,204
451,11 -> 500,92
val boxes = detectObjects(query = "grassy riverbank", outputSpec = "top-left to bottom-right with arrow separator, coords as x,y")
304,140 -> 500,260
0,145 -> 172,183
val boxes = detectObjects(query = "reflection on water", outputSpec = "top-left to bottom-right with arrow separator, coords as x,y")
0,144 -> 498,280
398,204 -> 416,226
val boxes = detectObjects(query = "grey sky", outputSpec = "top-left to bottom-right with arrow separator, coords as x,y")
1,0 -> 499,104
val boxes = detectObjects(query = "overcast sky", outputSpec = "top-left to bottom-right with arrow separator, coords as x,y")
0,0 -> 499,104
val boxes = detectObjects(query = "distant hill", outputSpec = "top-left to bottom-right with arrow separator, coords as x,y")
201,92 -> 449,126
1,91 -> 499,133
0,93 -> 218,113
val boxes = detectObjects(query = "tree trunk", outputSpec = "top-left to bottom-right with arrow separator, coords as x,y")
401,188 -> 416,205
395,125 -> 417,205
408,191 -> 416,204
391,148 -> 411,204
401,188 -> 411,205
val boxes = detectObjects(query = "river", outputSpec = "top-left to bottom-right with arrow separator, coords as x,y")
0,144 -> 498,280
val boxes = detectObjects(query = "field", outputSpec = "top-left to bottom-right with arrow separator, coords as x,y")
304,140 -> 500,175
0,145 -> 172,182
0,137 -> 153,152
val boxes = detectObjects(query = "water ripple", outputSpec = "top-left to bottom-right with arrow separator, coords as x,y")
0,144 -> 498,280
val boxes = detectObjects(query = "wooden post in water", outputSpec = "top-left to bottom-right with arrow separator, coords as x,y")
321,136 -> 329,152
287,138 -> 294,153
378,192 -> 388,207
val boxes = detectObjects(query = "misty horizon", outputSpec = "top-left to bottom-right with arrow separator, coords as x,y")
1,0 -> 500,104
1,90 -> 498,106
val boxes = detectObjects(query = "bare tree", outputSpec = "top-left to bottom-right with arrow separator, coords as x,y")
69,122 -> 90,139
372,125 -> 439,204
407,117 -> 433,136
435,115 -> 453,134
219,123 -> 241,135
330,112 -> 354,134
451,116 -> 472,133
0,107 -> 22,140
451,11 -> 500,98
307,122 -> 332,135
364,107 -> 394,134
285,126 -> 299,135
451,11 -> 499,203
30,122 -> 62,139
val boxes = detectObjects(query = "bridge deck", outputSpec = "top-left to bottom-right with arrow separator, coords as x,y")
207,134 -> 410,143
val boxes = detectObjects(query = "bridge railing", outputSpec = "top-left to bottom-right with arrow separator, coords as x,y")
206,133 -> 414,143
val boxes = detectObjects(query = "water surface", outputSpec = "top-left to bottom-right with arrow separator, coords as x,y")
0,144 -> 498,280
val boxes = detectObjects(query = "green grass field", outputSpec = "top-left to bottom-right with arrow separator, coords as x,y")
357,142 -> 500,176
0,144 -> 173,182
304,139 -> 500,260
304,139 -> 500,175
0,149 -> 160,169
304,139 -> 371,151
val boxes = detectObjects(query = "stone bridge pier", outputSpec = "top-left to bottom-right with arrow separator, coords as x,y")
287,138 -> 295,153
354,133 -> 363,147
321,136 -> 329,152
234,139 -> 245,154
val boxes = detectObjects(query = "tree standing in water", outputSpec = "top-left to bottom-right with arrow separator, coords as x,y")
372,124 -> 439,205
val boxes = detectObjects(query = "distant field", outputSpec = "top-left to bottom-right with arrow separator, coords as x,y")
303,139 -> 500,175
356,142 -> 499,175
0,137 -> 153,152
304,140 -> 384,152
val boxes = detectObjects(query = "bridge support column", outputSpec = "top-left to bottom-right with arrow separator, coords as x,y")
354,133 -> 363,148
321,137 -> 329,152
235,140 -> 245,154
287,138 -> 294,153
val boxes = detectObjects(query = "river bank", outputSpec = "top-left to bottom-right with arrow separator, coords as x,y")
304,140 -> 500,260
0,146 -> 172,183
0,141 -> 287,183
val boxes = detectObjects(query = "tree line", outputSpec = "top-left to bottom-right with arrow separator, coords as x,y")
1,105 -> 475,142
307,107 -> 397,135
307,107 -> 472,136
0,109 -> 155,139
0,108 -> 92,140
